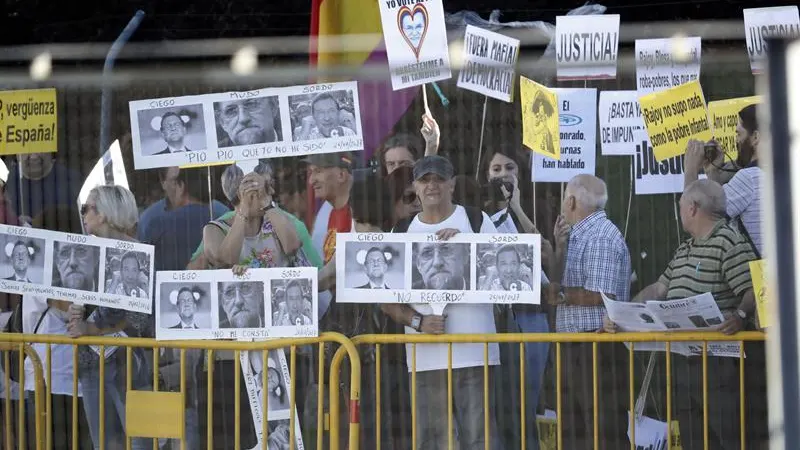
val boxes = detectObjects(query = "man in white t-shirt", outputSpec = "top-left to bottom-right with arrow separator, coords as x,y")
383,155 -> 501,450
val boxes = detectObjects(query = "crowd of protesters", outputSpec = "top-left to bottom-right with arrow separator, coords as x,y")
0,100 -> 768,450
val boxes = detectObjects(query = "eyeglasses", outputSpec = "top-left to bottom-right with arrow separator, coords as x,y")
80,204 -> 97,216
222,283 -> 256,300
222,99 -> 264,120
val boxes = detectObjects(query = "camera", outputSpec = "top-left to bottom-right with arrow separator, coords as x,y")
703,142 -> 720,163
481,178 -> 514,203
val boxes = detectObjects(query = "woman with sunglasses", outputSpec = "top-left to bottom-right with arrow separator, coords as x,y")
385,165 -> 420,225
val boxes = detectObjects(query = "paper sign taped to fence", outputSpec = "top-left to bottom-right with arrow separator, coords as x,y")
633,130 -> 685,195
635,37 -> 702,95
750,259 -> 769,329
708,96 -> 761,162
379,0 -> 452,90
639,80 -> 712,161
0,88 -> 57,155
555,14 -> 620,81
335,233 -> 541,305
627,412 -> 682,450
155,267 -> 318,341
520,77 -> 560,160
533,88 -> 597,183
129,81 -> 363,170
0,225 -> 155,314
457,25 -> 520,102
599,91 -> 645,156
743,6 -> 800,74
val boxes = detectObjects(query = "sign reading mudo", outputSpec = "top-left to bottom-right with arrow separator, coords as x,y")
457,25 -> 520,102
555,15 -> 620,81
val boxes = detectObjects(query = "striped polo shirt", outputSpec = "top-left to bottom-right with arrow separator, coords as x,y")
658,220 -> 757,310
724,166 -> 762,255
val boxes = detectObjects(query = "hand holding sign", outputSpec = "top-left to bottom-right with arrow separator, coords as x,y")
421,313 -> 446,332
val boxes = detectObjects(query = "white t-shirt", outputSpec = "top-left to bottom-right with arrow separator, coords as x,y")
404,205 -> 500,372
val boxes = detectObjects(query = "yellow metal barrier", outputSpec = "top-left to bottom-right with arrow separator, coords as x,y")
0,341 -> 46,450
330,331 -> 766,450
0,331 -> 361,450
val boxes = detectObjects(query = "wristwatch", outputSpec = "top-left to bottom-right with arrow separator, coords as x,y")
736,309 -> 748,320
410,314 -> 423,332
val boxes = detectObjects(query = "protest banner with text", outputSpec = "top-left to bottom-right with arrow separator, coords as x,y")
0,88 -> 57,155
520,77 -> 560,160
555,15 -> 620,81
744,6 -> 800,74
708,96 -> 761,162
533,88 -> 597,183
379,0 -> 452,90
750,259 -> 769,329
639,80 -> 712,161
635,37 -> 701,95
457,25 -> 520,102
599,90 -> 645,156
632,130 -> 685,195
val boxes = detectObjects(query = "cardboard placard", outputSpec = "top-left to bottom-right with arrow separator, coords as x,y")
632,130 -> 685,195
520,77 -> 560,160
635,37 -> 702,95
707,96 -> 762,162
555,15 -> 620,81
599,90 -> 646,156
0,88 -> 58,155
743,6 -> 800,74
457,25 -> 520,102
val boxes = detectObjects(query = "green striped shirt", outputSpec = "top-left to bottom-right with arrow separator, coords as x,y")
658,220 -> 756,310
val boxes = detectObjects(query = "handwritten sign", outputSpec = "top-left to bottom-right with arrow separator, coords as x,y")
635,37 -> 702,95
632,130 -> 685,195
520,77 -> 560,160
457,25 -> 520,102
378,0 -> 452,90
555,15 -> 620,81
743,6 -> 800,74
708,96 -> 761,162
599,90 -> 645,156
0,89 -> 57,155
638,80 -> 712,161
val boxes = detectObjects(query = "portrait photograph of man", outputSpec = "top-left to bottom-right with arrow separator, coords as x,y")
343,242 -> 405,289
476,243 -> 534,292
245,349 -> 291,413
411,242 -> 471,291
289,90 -> 359,141
104,249 -> 150,298
270,279 -> 313,327
158,283 -> 211,330
0,235 -> 45,284
218,281 -> 266,329
135,104 -> 207,156
51,241 -> 101,292
213,95 -> 283,148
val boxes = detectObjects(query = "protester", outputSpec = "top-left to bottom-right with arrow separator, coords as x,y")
66,185 -> 152,450
272,158 -> 308,221
603,179 -> 758,449
550,174 -> 631,450
4,153 -> 82,227
383,155 -> 501,450
375,114 -> 440,175
384,166 -> 420,224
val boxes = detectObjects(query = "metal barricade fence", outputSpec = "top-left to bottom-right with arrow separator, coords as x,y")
330,331 -> 767,450
0,332 -> 361,450
1,342 -> 46,450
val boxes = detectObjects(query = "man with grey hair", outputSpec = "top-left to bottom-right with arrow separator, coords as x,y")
550,173 -> 631,449
604,179 -> 758,449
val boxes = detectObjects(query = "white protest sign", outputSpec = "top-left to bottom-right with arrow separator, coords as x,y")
555,15 -> 620,81
378,0 -> 452,90
457,25 -> 520,102
635,37 -> 702,95
744,6 -> 800,74
335,233 -> 541,306
599,90 -> 645,156
155,267 -> 318,340
532,88 -> 597,183
632,130 -> 685,195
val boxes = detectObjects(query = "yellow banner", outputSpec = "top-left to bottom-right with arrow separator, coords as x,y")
749,259 -> 769,329
0,88 -> 58,155
638,80 -> 712,161
708,96 -> 761,162
520,76 -> 560,160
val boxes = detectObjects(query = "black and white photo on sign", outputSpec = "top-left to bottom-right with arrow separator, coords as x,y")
104,248 -> 150,298
218,280 -> 266,329
411,242 -> 471,290
0,234 -> 45,283
269,279 -> 313,326
343,242 -> 405,289
265,419 -> 293,450
135,104 -> 207,156
51,241 -> 101,292
244,350 -> 291,412
476,243 -> 535,292
213,95 -> 283,148
159,282 -> 212,330
288,89 -> 358,142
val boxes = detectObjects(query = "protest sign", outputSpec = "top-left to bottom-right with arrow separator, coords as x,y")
599,90 -> 645,156
750,259 -> 769,329
708,96 -> 761,162
635,37 -> 702,95
520,77 -> 560,160
378,0 -> 452,90
532,88 -> 597,183
743,6 -> 800,74
129,81 -> 363,170
627,413 -> 682,450
0,225 -> 155,314
639,80 -> 712,161
632,130 -> 685,195
155,267 -> 318,340
0,88 -> 57,155
555,14 -> 620,81
457,25 -> 520,102
335,233 -> 541,309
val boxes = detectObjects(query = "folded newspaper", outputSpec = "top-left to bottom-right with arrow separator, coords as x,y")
601,292 -> 744,358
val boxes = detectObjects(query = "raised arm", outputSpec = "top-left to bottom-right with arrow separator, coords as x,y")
421,113 -> 440,156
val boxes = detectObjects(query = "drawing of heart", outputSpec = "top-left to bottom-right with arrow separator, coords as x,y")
397,4 -> 428,61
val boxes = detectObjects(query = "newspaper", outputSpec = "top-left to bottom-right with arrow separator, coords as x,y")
602,292 -> 743,358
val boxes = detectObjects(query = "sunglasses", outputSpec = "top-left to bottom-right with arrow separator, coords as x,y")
401,192 -> 417,205
80,204 -> 97,216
